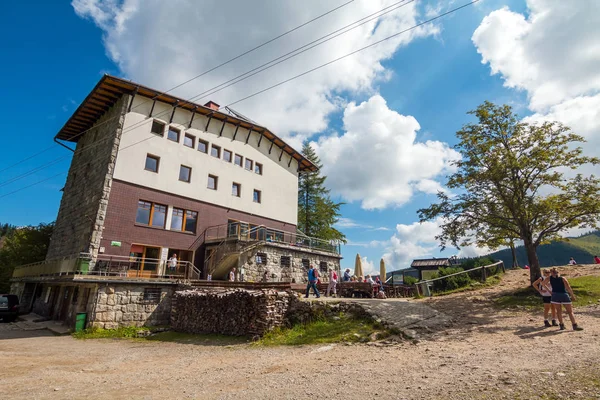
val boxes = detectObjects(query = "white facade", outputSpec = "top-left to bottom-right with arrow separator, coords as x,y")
112,96 -> 299,225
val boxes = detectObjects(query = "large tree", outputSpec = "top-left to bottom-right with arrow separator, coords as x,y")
0,223 -> 54,292
298,141 -> 346,243
418,102 -> 600,282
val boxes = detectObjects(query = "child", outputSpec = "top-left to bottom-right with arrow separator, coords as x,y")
532,269 -> 557,327
544,267 -> 583,331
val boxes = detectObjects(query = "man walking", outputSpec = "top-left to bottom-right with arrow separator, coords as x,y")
305,265 -> 320,298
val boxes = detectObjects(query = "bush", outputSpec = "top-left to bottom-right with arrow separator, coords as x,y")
403,276 -> 418,286
459,256 -> 500,280
432,267 -> 472,292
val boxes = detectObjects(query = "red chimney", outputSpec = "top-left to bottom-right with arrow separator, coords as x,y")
204,101 -> 220,111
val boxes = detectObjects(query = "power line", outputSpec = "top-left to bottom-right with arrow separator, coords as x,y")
0,0 -> 412,187
0,0 -> 479,200
0,0 -> 355,173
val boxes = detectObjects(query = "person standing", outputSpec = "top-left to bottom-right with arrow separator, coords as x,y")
544,267 -> 583,331
305,265 -> 320,298
168,254 -> 178,274
343,268 -> 351,282
326,268 -> 338,297
532,269 -> 557,327
229,267 -> 236,282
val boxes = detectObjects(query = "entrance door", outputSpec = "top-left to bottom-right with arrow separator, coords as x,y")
128,246 -> 161,277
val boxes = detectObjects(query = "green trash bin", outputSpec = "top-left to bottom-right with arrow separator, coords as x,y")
75,312 -> 87,332
77,258 -> 90,275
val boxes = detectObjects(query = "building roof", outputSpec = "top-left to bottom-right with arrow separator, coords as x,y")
410,258 -> 452,269
55,75 -> 318,172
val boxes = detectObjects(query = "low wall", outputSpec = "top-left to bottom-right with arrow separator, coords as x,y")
171,288 -> 372,337
91,284 -> 175,329
171,289 -> 291,336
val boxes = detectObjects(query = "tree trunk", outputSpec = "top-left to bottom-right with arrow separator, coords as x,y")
509,240 -> 519,269
523,236 -> 541,283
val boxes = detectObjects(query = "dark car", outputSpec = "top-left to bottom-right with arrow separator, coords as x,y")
0,294 -> 19,322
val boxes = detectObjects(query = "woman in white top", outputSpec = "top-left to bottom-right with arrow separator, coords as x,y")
532,269 -> 557,327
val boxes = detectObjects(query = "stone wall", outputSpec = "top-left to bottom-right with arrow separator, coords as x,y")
90,283 -> 175,329
46,95 -> 129,262
237,243 -> 342,283
171,289 -> 291,336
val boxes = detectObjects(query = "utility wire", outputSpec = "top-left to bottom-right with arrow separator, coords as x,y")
0,0 -> 354,173
0,0 -> 479,200
0,0 -> 411,187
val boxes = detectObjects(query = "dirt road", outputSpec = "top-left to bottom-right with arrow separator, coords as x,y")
1,266 -> 599,400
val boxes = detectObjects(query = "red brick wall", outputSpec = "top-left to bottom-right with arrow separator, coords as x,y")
100,179 -> 295,257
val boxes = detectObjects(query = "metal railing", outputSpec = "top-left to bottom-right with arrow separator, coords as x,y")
204,223 -> 341,255
11,253 -> 201,280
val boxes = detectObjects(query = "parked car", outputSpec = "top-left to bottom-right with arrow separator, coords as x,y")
0,294 -> 19,322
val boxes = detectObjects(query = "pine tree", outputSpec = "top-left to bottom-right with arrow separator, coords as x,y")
298,141 -> 346,243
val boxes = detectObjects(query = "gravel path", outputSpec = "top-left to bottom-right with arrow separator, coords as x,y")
1,266 -> 599,400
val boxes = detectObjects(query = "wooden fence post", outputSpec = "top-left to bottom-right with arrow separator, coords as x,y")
481,265 -> 487,283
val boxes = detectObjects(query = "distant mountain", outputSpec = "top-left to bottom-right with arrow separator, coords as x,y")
488,230 -> 600,267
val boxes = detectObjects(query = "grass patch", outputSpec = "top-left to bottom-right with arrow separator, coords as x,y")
256,314 -> 388,346
73,326 -> 150,339
494,275 -> 600,309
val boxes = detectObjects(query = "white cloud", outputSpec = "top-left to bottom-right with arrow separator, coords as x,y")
382,218 -> 443,270
72,0 -> 438,142
314,95 -> 460,209
472,1 -> 600,113
335,217 -> 391,231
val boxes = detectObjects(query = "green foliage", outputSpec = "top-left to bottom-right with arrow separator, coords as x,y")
418,102 -> 600,283
495,275 -> 600,309
257,314 -> 386,346
432,267 -> 472,292
73,326 -> 149,339
403,275 -> 418,285
0,222 -> 54,292
298,141 -> 346,243
0,223 -> 16,238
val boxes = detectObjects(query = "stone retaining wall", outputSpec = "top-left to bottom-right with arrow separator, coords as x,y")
90,284 -> 175,329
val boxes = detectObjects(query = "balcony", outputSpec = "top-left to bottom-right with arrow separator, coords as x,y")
204,223 -> 342,256
11,253 -> 200,280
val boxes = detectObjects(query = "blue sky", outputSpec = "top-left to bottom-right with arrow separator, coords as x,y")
2,0 -> 597,275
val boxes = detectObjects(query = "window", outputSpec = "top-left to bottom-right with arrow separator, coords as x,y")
208,174 -> 218,190
245,158 -> 253,171
211,144 -> 221,158
151,120 -> 165,136
255,162 -> 263,175
234,154 -> 243,167
302,259 -> 310,269
256,252 -> 267,265
171,208 -> 184,231
280,256 -> 291,268
144,154 -> 159,173
136,201 -> 167,228
136,200 -> 152,225
185,210 -> 198,234
223,149 -> 232,163
232,182 -> 241,197
151,204 -> 167,228
171,208 -> 198,234
198,139 -> 208,153
167,126 -> 180,142
184,133 -> 195,148
143,288 -> 162,302
253,189 -> 261,203
179,165 -> 192,182
319,261 -> 328,273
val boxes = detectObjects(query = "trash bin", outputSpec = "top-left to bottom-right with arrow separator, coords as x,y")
75,312 -> 87,332
77,258 -> 90,274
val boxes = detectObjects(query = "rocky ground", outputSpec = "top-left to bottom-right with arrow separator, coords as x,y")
1,265 -> 599,400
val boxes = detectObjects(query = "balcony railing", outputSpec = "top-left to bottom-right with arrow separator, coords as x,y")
204,223 -> 342,255
11,253 -> 201,280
